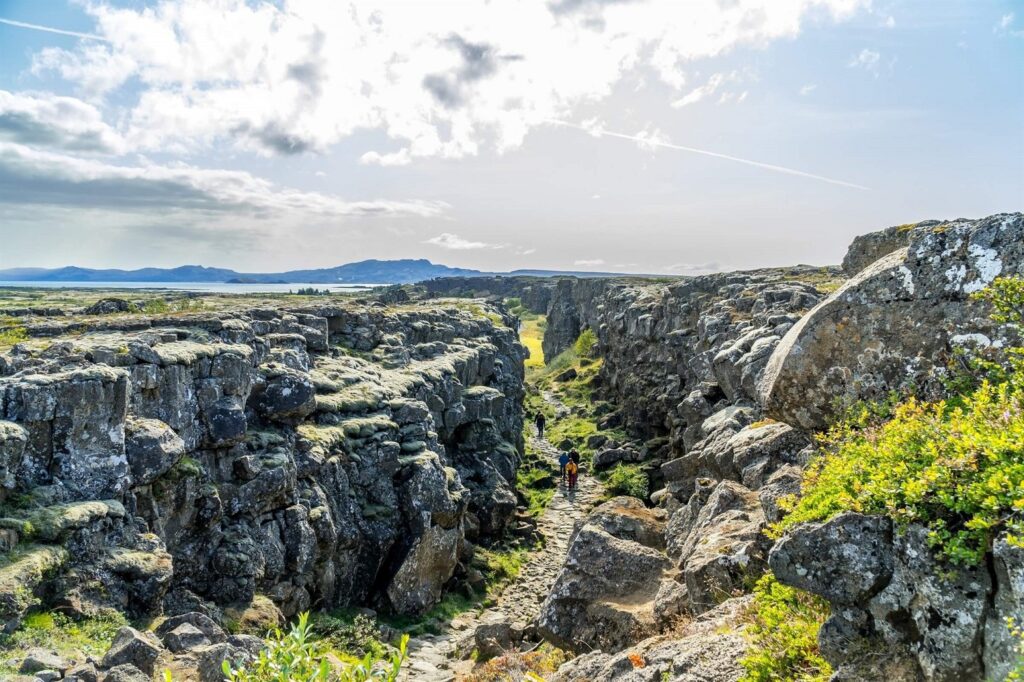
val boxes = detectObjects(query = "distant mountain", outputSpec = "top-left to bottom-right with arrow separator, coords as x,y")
0,259 -> 640,285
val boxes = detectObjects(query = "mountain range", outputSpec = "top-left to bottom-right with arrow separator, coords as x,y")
0,259 -> 629,285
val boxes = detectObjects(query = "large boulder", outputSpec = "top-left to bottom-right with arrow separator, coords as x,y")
124,417 -> 185,486
760,213 -> 1024,430
537,497 -> 671,653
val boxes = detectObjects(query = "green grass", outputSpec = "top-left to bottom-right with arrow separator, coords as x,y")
519,316 -> 546,370
604,463 -> 649,500
0,610 -> 128,675
739,574 -> 832,682
0,321 -> 28,349
516,444 -> 556,517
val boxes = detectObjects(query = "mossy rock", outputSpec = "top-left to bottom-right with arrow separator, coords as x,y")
224,594 -> 284,635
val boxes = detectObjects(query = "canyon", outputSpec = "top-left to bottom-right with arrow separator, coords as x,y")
0,212 -> 1021,681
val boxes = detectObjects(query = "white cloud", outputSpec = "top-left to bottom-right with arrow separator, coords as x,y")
847,48 -> 894,77
998,12 -> 1014,30
574,258 -> 605,266
0,141 -> 445,218
994,12 -> 1023,37
883,15 -> 895,28
424,232 -> 503,250
666,261 -> 722,274
29,0 -> 869,161
0,90 -> 124,153
799,83 -> 817,95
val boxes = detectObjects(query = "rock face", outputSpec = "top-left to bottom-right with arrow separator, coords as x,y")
0,299 -> 526,634
760,213 -> 1024,430
536,497 -> 672,653
770,516 -> 1021,681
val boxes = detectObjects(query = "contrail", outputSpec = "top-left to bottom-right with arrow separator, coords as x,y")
0,17 -> 106,42
548,119 -> 870,191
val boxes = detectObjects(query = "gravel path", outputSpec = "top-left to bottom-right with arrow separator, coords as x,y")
401,393 -> 604,681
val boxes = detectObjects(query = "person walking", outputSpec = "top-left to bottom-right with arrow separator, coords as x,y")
569,449 -> 580,466
566,458 -> 579,490
558,451 -> 570,483
535,412 -> 547,439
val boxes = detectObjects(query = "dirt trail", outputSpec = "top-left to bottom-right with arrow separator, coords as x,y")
401,392 -> 604,681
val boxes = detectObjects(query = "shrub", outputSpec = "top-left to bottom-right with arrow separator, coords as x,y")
223,612 -> 407,682
463,646 -> 567,682
573,328 -> 597,357
605,463 -> 649,500
738,574 -> 832,682
0,322 -> 28,348
0,610 -> 127,676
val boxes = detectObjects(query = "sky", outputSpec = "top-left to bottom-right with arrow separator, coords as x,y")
0,0 -> 1021,275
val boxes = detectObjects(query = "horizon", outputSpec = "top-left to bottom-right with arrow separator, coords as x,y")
0,1 -> 1021,276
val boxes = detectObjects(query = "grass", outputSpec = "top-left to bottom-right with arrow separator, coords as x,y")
0,320 -> 28,349
738,574 -> 832,682
0,610 -> 128,676
519,316 -> 546,370
604,463 -> 649,500
516,443 -> 556,517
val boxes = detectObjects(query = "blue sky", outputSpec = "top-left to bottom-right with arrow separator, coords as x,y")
0,0 -> 1020,273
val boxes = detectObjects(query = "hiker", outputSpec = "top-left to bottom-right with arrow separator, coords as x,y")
569,449 -> 580,465
535,412 -> 546,438
558,451 -> 570,482
566,458 -> 579,490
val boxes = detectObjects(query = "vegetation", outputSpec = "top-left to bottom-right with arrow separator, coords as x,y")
604,463 -> 649,500
222,612 -> 407,682
463,645 -> 567,682
0,321 -> 28,348
0,610 -> 128,676
294,287 -> 333,296
738,574 -> 832,682
775,276 -> 1024,565
520,316 -> 546,370
516,443 -> 557,517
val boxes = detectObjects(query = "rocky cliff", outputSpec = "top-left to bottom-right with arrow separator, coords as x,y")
0,299 -> 526,643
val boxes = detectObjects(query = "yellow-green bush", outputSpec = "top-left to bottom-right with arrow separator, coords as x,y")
222,612 -> 407,682
739,574 -> 832,682
604,463 -> 649,500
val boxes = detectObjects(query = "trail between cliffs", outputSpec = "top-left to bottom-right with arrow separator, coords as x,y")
401,391 -> 605,681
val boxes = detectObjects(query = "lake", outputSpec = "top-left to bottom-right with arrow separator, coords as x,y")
0,281 -> 382,294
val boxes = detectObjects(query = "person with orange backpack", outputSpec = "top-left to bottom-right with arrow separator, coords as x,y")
566,458 -> 579,490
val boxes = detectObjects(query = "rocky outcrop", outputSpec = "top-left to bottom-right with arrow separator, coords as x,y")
760,213 -> 1024,430
770,514 -> 1022,681
0,299 -> 526,639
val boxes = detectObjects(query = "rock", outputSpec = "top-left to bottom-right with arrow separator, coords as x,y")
251,367 -> 316,421
554,367 -> 578,382
841,221 -> 926,275
472,613 -> 514,660
866,527 -> 989,681
19,649 -> 66,674
768,512 -> 893,606
100,664 -> 150,682
162,622 -> 211,652
537,498 -> 671,653
84,298 -> 133,315
195,642 -> 258,682
155,612 -> 227,644
760,213 -> 1024,430
757,464 -> 802,524
63,664 -> 99,682
550,596 -> 750,682
984,536 -> 1024,681
592,447 -> 639,470
100,627 -> 163,675
33,670 -> 61,682
124,416 -> 185,486
0,420 -> 28,490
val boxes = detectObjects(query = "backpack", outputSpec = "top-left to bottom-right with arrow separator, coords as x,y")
566,461 -> 578,475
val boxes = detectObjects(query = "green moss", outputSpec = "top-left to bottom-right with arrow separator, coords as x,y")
738,574 -> 831,682
0,322 -> 28,349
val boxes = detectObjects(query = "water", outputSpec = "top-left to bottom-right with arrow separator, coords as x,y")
0,281 -> 381,294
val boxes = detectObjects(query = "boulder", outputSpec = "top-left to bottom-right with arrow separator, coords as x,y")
592,447 -> 639,470
162,622 -> 211,652
84,298 -> 133,315
768,512 -> 893,606
0,420 -> 28,490
760,213 -> 1024,430
537,498 -> 671,653
155,612 -> 227,644
101,665 -> 150,682
251,367 -> 316,421
18,649 -> 66,674
100,627 -> 163,675
984,536 -> 1024,681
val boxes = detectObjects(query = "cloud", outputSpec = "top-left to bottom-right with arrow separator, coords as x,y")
28,0 -> 869,162
994,12 -> 1023,37
847,48 -> 894,77
799,83 -> 817,96
0,91 -> 124,153
360,149 -> 412,167
997,12 -> 1014,31
672,72 -> 740,108
574,258 -> 605,266
424,232 -> 503,250
883,15 -> 895,29
0,142 -> 446,218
